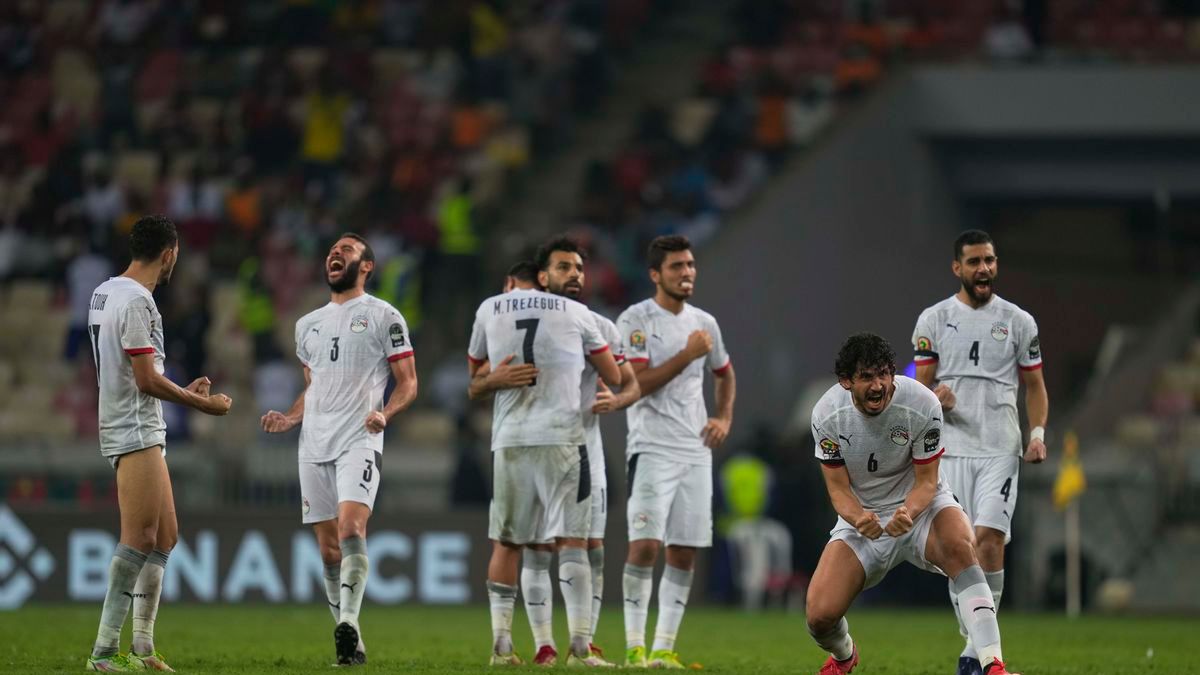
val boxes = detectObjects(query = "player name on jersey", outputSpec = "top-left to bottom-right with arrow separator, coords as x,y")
491,296 -> 568,315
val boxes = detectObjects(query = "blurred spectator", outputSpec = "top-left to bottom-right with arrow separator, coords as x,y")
64,239 -> 114,361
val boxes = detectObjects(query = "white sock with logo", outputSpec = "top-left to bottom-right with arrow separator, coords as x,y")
622,563 -> 653,649
651,565 -> 693,653
338,537 -> 369,630
589,547 -> 605,644
324,562 -> 342,622
131,550 -> 168,656
558,547 -> 593,657
521,548 -> 555,651
488,580 -> 518,655
92,544 -> 147,658
954,565 -> 1003,669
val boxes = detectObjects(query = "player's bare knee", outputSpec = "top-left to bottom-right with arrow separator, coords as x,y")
156,531 -> 177,553
664,546 -> 696,571
320,543 -> 342,566
125,527 -> 158,553
942,534 -> 978,571
975,533 -> 1005,568
627,540 -> 658,566
805,607 -> 841,636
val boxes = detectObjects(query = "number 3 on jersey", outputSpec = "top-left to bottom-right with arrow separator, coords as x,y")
515,318 -> 539,386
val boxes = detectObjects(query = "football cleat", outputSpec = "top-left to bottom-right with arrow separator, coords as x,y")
647,650 -> 686,669
589,644 -> 616,666
568,651 -> 619,667
85,654 -> 138,672
817,646 -> 858,674
625,645 -> 648,668
533,645 -> 559,666
957,656 -> 983,675
334,622 -> 361,666
129,651 -> 175,672
489,650 -> 525,666
983,659 -> 1020,675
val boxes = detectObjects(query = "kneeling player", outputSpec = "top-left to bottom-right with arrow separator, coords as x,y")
806,333 -> 1018,675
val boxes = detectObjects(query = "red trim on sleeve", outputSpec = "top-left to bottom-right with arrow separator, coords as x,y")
914,358 -> 937,366
467,354 -> 486,365
628,357 -> 649,364
614,355 -> 627,365
712,360 -> 732,375
1019,362 -> 1043,372
589,344 -> 610,356
912,448 -> 946,465
125,347 -> 155,356
388,352 -> 414,362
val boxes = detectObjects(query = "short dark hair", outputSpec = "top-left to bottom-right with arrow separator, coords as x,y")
507,260 -> 539,283
535,235 -> 586,271
129,215 -> 178,262
647,234 -> 691,270
338,232 -> 375,281
954,229 -> 993,260
834,332 -> 897,381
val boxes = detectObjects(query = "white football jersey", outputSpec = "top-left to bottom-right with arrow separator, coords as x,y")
912,294 -> 1041,458
811,376 -> 945,512
617,299 -> 730,466
88,276 -> 167,457
296,294 -> 414,463
580,311 -> 626,442
468,289 -> 609,451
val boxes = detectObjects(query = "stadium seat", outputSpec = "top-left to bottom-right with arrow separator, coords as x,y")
114,151 -> 162,199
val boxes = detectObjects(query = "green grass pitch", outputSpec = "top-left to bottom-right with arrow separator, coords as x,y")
1,604 -> 1195,673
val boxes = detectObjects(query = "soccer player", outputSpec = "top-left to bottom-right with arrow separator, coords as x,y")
807,333 -> 1019,675
472,239 -> 641,667
85,215 -> 233,672
260,233 -> 418,666
911,230 -> 1048,675
467,260 -> 621,666
618,235 -> 735,669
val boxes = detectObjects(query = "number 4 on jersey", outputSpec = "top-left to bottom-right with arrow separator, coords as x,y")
969,340 -> 980,366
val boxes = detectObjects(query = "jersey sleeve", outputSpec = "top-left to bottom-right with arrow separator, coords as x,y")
707,316 -> 731,374
295,320 -> 311,367
600,317 -> 625,364
1017,312 -> 1043,372
576,305 -> 609,355
119,296 -> 155,355
811,401 -> 844,466
617,308 -> 648,364
912,309 -> 939,366
911,394 -> 945,465
467,304 -> 488,365
381,306 -> 414,362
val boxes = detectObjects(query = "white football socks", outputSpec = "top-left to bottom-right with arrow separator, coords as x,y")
92,544 -> 147,658
131,550 -> 168,656
521,548 -> 555,650
622,563 -> 653,649
558,547 -> 593,657
651,565 -> 693,653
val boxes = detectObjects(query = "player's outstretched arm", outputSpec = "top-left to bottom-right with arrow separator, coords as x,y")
821,463 -> 881,539
130,353 -> 231,415
1021,366 -> 1049,463
367,354 -> 418,433
262,366 -> 309,433
632,329 -> 712,397
592,361 -> 642,413
701,362 -> 735,448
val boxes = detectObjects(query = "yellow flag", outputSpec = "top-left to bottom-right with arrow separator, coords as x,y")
1053,430 -> 1087,510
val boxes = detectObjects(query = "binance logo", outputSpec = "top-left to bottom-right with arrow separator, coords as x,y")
0,507 -> 55,609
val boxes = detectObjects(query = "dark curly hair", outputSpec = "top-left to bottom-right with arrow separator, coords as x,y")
954,229 -> 993,260
129,215 -> 178,262
507,260 -> 539,283
535,235 -> 587,271
835,332 -> 896,381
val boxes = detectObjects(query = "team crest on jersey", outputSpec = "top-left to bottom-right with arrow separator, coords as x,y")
350,314 -> 369,333
302,497 -> 310,515
991,322 -> 1009,342
389,322 -> 405,348
889,426 -> 910,446
630,330 -> 646,351
819,437 -> 841,459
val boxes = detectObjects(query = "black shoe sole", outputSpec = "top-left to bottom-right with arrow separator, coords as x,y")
335,622 -> 360,666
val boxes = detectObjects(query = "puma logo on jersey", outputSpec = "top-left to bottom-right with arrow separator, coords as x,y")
946,322 -> 960,332
122,591 -> 135,601
651,334 -> 663,341
360,483 -> 370,493
674,599 -> 687,607
311,327 -> 320,334
838,434 -> 853,446
342,582 -> 358,592
559,577 -> 574,586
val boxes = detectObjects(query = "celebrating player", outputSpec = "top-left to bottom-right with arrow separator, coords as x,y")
467,258 -> 621,666
471,239 -> 640,666
806,333 -> 1019,675
260,233 -> 418,666
911,230 -> 1048,675
86,216 -> 233,672
618,235 -> 735,669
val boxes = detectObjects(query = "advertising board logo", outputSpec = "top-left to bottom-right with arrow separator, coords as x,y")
0,507 -> 55,609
